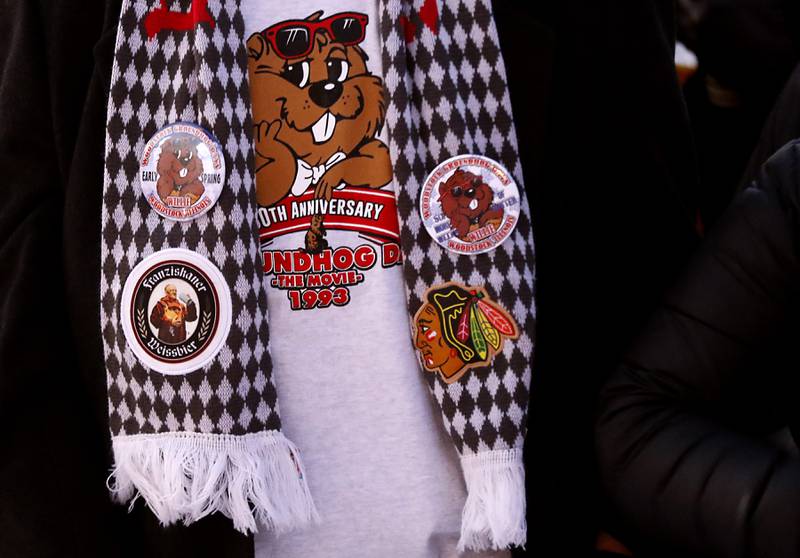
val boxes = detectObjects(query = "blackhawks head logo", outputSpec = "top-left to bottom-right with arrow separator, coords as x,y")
413,282 -> 519,384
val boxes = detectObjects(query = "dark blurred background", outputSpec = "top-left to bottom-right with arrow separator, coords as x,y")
678,0 -> 800,228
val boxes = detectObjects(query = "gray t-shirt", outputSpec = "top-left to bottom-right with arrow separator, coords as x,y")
242,2 -> 510,556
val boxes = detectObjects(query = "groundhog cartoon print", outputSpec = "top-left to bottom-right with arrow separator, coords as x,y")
247,11 -> 402,312
438,168 -> 504,241
156,135 -> 205,205
247,10 -> 392,253
419,154 -> 521,255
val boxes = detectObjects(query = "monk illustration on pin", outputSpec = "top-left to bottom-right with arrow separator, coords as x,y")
150,283 -> 198,344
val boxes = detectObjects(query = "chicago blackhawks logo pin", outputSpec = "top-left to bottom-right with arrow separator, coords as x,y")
139,122 -> 225,221
420,155 -> 520,255
413,282 -> 519,384
120,248 -> 231,374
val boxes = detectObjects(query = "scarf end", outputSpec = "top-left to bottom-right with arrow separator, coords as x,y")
457,448 -> 527,552
108,430 -> 319,534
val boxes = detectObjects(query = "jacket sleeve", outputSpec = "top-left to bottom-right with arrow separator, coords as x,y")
596,140 -> 800,558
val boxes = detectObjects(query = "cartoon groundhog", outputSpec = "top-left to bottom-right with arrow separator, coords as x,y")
247,11 -> 392,253
438,169 -> 504,240
156,136 -> 205,205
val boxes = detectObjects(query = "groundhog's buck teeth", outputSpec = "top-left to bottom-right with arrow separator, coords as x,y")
311,112 -> 336,143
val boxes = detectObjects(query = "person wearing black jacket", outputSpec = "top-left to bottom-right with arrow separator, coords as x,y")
596,140 -> 800,558
0,1 -> 697,556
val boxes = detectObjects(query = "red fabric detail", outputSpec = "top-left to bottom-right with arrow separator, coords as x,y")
143,0 -> 216,39
419,0 -> 439,34
400,1 -> 438,45
399,14 -> 417,44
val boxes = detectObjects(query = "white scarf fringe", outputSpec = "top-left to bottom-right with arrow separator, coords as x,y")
458,448 -> 527,552
108,430 -> 319,534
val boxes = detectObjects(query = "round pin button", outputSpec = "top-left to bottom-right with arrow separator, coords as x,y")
120,248 -> 232,375
419,154 -> 520,255
138,122 -> 225,221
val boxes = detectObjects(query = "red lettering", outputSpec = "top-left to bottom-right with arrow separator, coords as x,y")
381,243 -> 401,268
318,289 -> 333,307
354,245 -> 377,269
312,250 -> 333,272
302,290 -> 316,308
332,247 -> 354,271
273,251 -> 293,273
287,287 -> 350,310
332,287 -> 349,306
292,251 -> 312,273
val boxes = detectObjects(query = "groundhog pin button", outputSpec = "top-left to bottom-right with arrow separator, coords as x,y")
120,248 -> 232,375
139,122 -> 225,221
420,155 -> 520,255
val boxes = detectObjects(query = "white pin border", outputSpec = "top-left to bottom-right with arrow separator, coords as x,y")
120,248 -> 232,375
419,154 -> 520,255
138,121 -> 226,222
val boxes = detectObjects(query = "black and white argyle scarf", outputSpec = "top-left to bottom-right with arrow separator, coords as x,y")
101,0 -> 535,551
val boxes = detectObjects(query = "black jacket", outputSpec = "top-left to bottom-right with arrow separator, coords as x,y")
677,0 -> 800,227
0,1 -> 697,556
596,140 -> 800,558
741,62 -> 800,189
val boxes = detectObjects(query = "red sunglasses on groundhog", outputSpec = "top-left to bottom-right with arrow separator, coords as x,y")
261,12 -> 368,60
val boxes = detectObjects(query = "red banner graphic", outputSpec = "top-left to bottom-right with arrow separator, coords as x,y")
258,186 -> 401,244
